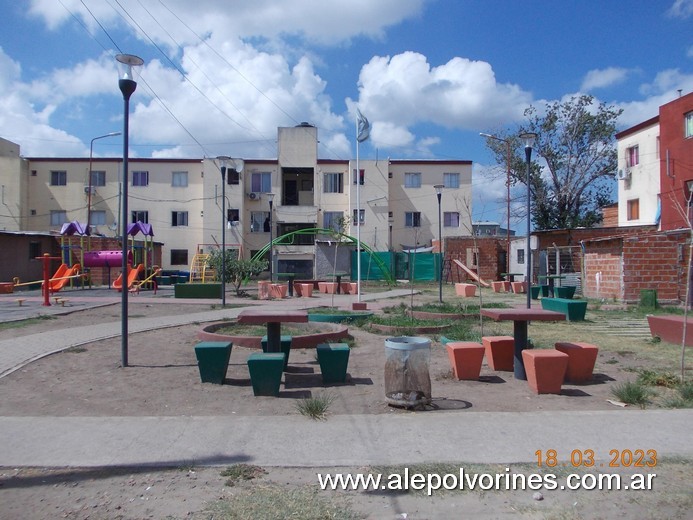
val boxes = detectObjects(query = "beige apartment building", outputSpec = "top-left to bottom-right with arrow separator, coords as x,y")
1,125 -> 472,275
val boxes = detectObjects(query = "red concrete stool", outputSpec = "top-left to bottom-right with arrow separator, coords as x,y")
318,282 -> 328,293
340,282 -> 352,294
482,336 -> 514,371
522,350 -> 569,394
446,342 -> 485,380
502,281 -> 511,292
270,284 -> 288,299
455,283 -> 477,297
491,281 -> 505,293
511,281 -> 526,294
554,342 -> 599,382
298,283 -> 313,298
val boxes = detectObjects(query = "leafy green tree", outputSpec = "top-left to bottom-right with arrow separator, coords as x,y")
484,95 -> 622,230
207,250 -> 268,297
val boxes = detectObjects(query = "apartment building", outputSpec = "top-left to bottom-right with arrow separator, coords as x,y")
0,125 -> 472,274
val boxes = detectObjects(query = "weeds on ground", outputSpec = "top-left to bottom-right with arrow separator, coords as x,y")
296,392 -> 335,420
0,315 -> 57,331
637,369 -> 680,388
611,381 -> 652,408
662,381 -> 693,408
220,464 -> 267,486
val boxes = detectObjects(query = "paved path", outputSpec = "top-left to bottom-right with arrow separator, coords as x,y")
0,287 -> 690,469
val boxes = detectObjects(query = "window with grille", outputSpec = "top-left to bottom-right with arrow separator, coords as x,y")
171,211 -> 189,226
133,171 -> 149,186
444,211 -> 459,227
324,172 -> 343,193
50,170 -> 67,186
250,211 -> 270,233
131,210 -> 149,223
352,209 -> 365,226
90,170 -> 106,187
405,212 -> 421,227
251,172 -> 272,193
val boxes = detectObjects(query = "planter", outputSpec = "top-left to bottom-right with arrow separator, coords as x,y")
194,341 -> 232,384
384,336 -> 431,408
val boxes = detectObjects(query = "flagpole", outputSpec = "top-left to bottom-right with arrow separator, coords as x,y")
356,116 -> 362,302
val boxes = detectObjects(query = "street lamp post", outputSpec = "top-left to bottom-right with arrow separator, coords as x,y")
87,132 -> 121,231
520,132 -> 537,309
434,184 -> 444,303
267,193 -> 275,281
216,156 -> 231,307
480,133 -> 512,274
116,53 -> 144,368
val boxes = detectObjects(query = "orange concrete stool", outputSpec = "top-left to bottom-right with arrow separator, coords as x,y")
446,342 -> 485,380
491,281 -> 505,293
522,350 -> 569,394
317,281 -> 328,293
482,336 -> 514,371
324,282 -> 339,294
502,281 -> 511,292
455,283 -> 477,297
270,284 -> 288,299
298,283 -> 313,297
511,281 -> 526,294
554,342 -> 599,382
340,282 -> 352,294
349,282 -> 358,294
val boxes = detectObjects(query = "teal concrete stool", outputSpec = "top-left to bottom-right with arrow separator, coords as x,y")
316,343 -> 350,384
261,335 -> 292,370
247,353 -> 285,396
540,285 -> 550,297
554,286 -> 576,299
530,286 -> 541,300
194,341 -> 232,384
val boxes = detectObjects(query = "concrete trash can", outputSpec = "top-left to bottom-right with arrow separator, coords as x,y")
384,336 -> 431,408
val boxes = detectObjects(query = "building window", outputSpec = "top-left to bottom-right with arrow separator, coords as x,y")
29,242 -> 41,260
132,210 -> 149,223
170,249 -> 188,265
444,172 -> 459,189
444,211 -> 460,227
517,249 -> 525,265
251,172 -> 272,193
250,211 -> 270,233
404,172 -> 421,188
227,168 -> 240,185
90,210 -> 106,226
171,211 -> 189,226
352,168 -> 364,185
353,209 -> 365,226
323,211 -> 344,232
686,111 -> 693,138
172,171 -> 188,187
405,212 -> 421,227
627,199 -> 640,221
89,170 -> 106,187
133,171 -> 149,186
323,172 -> 343,193
627,145 -> 639,167
50,210 -> 67,226
227,208 -> 240,225
50,170 -> 67,186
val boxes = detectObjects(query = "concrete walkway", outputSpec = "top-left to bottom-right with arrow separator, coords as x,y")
0,287 -> 691,469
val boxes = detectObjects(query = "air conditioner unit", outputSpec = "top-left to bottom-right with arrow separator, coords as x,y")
247,192 -> 261,200
83,185 -> 95,194
617,169 -> 631,181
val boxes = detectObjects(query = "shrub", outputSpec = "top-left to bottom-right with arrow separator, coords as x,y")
611,381 -> 652,408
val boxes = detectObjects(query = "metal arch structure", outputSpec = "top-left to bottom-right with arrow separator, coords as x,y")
249,227 -> 395,284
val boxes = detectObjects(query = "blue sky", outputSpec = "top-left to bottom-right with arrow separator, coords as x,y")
1,0 -> 692,227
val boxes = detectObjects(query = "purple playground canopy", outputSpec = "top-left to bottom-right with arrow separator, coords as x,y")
127,221 -> 154,237
59,221 -> 89,236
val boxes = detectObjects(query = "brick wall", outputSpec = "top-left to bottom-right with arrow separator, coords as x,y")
444,237 -> 504,282
583,239 -> 623,300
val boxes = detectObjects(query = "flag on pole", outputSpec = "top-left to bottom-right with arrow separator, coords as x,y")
357,109 -> 370,142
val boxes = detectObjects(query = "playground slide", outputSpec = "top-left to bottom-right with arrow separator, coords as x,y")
452,259 -> 490,287
112,264 -> 144,291
48,264 -> 82,293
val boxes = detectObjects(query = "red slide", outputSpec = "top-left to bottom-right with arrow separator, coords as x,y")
112,264 -> 144,291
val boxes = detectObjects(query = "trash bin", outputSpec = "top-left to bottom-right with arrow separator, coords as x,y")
384,336 -> 431,408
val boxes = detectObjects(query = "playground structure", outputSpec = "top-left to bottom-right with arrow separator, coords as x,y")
112,264 -> 144,292
58,220 -> 157,291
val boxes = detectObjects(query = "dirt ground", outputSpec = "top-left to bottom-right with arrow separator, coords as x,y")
0,291 -> 690,519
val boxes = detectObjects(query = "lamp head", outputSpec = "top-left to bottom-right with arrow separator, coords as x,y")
434,184 -> 444,196
267,192 -> 275,204
116,54 -> 144,81
519,132 -> 537,149
216,155 -> 231,171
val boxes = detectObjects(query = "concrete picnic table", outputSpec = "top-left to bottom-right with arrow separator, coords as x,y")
501,272 -> 523,282
326,271 -> 349,293
481,308 -> 566,380
236,309 -> 308,353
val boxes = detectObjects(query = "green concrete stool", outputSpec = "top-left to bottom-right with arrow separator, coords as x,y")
316,343 -> 350,384
247,353 -> 285,396
261,335 -> 292,370
540,285 -> 550,297
554,286 -> 576,299
194,341 -> 232,384
530,286 -> 541,300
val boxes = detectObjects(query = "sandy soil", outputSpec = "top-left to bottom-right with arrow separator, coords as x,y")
0,297 -> 689,519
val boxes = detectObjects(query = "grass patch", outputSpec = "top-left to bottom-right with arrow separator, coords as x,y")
220,464 -> 267,486
410,301 -> 510,314
214,323 -> 326,336
64,346 -> 87,353
296,392 -> 335,420
611,381 -> 652,408
637,369 -> 680,388
0,315 -> 57,331
195,485 -> 360,520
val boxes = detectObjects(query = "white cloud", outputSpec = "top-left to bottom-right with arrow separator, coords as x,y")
618,69 -> 693,127
580,67 -> 631,91
667,0 -> 693,18
349,52 -> 531,151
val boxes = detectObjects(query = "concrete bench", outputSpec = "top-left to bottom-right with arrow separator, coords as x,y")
555,342 -> 598,382
647,315 -> 693,346
247,352 -> 285,396
317,343 -> 350,384
540,297 -> 587,321
482,336 -> 514,371
446,342 -> 485,380
522,350 -> 569,394
194,341 -> 232,384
